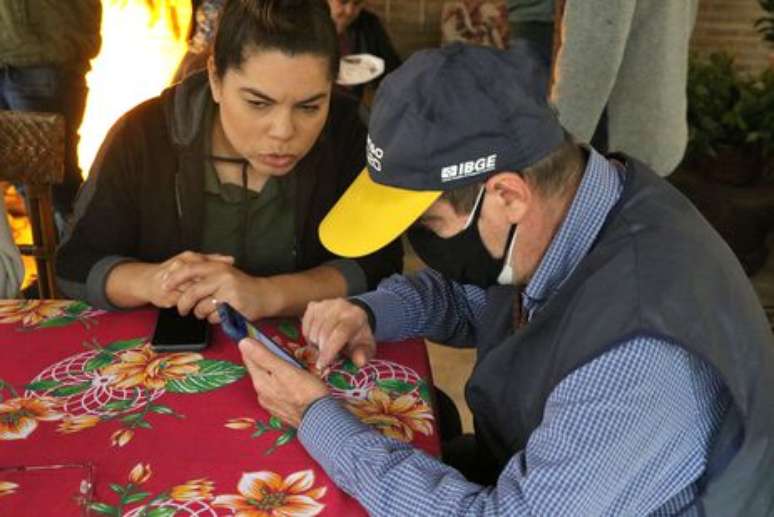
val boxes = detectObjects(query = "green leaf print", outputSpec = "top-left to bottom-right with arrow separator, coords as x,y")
326,372 -> 354,391
50,381 -> 91,397
376,379 -> 415,396
37,316 -> 76,328
164,360 -> 245,394
277,320 -> 299,340
105,338 -> 145,353
24,379 -> 61,392
88,502 -> 119,516
64,301 -> 90,315
84,352 -> 115,372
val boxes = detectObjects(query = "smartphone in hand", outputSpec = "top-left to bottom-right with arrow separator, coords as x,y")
151,307 -> 210,352
217,303 -> 304,369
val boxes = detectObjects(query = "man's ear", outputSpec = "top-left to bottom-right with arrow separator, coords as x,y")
486,171 -> 531,224
208,55 -> 222,104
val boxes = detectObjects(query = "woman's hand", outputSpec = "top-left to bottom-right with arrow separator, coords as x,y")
164,261 -> 282,323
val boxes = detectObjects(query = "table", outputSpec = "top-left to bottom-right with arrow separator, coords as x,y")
0,300 -> 440,516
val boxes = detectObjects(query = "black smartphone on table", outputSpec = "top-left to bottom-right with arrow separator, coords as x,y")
151,307 -> 210,352
217,303 -> 304,369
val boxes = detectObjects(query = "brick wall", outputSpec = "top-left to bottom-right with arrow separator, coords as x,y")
366,0 -> 445,57
691,0 -> 772,73
368,0 -> 773,73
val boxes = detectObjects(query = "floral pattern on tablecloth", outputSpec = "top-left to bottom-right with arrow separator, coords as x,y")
226,351 -> 435,450
0,481 -> 18,499
87,462 -> 327,517
0,338 -> 245,446
0,300 -> 104,330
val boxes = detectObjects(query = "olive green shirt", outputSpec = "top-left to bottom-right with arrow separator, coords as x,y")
200,164 -> 297,276
200,106 -> 297,276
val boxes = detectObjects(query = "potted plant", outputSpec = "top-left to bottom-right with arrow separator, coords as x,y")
674,53 -> 774,275
756,0 -> 774,67
683,52 -> 774,186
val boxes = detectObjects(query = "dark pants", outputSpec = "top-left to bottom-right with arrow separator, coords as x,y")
508,21 -> 609,153
0,64 -> 88,226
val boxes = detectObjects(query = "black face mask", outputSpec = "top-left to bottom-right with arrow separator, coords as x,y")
407,193 -> 516,288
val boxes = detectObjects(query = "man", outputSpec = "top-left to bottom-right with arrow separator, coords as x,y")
551,0 -> 699,176
237,44 -> 774,515
0,1 -> 101,229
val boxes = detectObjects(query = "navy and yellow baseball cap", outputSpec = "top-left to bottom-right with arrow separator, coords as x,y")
320,43 -> 564,258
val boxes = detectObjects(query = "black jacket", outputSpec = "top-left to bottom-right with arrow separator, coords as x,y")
55,72 -> 402,308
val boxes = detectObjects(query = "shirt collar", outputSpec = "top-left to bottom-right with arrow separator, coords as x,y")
522,148 -> 624,316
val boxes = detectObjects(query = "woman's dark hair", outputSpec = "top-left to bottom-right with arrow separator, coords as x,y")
213,0 -> 340,79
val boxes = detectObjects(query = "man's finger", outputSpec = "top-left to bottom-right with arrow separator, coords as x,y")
317,320 -> 356,369
239,337 -> 291,376
350,344 -> 372,368
301,302 -> 318,343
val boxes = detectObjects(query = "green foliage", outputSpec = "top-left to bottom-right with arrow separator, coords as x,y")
686,52 -> 774,169
756,0 -> 774,45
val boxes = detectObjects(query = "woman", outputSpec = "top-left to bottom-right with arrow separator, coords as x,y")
55,0 -> 402,322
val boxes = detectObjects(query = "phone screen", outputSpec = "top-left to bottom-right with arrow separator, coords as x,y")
151,307 -> 210,351
217,303 -> 304,369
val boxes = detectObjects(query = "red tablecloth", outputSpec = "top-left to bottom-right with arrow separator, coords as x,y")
0,300 -> 440,516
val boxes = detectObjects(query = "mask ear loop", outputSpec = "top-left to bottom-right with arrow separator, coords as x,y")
462,185 -> 486,230
497,224 -> 518,285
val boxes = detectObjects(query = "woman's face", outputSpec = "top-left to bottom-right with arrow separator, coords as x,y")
209,48 -> 332,177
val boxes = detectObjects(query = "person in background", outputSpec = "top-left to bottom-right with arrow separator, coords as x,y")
237,44 -> 774,515
0,1 -> 102,233
550,0 -> 699,176
440,0 -> 510,50
173,0 -> 225,83
0,186 -> 24,298
176,0 -> 401,103
55,0 -> 402,321
328,0 -> 401,100
506,0 -> 554,66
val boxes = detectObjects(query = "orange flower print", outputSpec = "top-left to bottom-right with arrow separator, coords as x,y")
0,300 -> 70,327
293,346 -> 321,374
101,344 -> 202,390
170,479 -> 214,502
0,396 -> 63,440
346,388 -> 434,442
0,481 -> 18,498
213,469 -> 327,516
225,417 -> 255,430
57,414 -> 101,434
111,428 -> 134,447
128,463 -> 152,485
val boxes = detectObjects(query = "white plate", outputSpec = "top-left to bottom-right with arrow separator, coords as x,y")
337,53 -> 385,86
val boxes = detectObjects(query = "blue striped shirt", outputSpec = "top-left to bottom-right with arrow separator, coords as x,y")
299,149 -> 729,516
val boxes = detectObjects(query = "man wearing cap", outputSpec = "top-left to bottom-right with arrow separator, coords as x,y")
237,43 -> 774,515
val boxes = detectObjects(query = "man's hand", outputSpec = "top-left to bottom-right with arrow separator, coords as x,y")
239,337 -> 329,428
302,298 -> 376,370
164,261 -> 280,323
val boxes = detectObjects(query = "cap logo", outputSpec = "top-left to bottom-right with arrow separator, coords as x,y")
367,135 -> 383,172
441,153 -> 497,182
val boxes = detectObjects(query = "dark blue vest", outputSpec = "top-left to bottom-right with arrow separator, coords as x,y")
466,157 -> 774,515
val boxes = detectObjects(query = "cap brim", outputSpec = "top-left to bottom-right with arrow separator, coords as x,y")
320,167 -> 442,257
